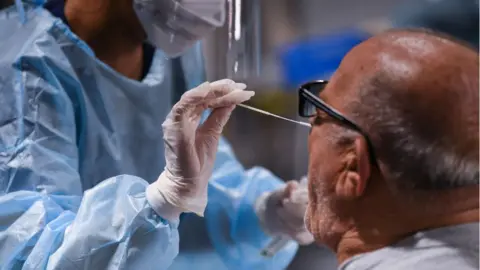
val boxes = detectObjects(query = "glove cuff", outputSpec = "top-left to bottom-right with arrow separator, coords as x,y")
146,179 -> 184,222
148,171 -> 208,218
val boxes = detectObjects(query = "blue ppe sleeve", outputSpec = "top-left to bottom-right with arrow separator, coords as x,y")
0,66 -> 179,269
204,137 -> 299,270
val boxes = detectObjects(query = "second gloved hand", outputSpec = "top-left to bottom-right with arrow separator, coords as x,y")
255,180 -> 314,245
147,79 -> 254,221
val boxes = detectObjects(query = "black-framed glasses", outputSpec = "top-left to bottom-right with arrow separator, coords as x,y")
298,80 -> 377,165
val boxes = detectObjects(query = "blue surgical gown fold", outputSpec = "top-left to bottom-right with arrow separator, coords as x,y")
204,138 -> 298,270
0,5 -> 179,269
1,179 -> 178,270
0,3 -> 298,270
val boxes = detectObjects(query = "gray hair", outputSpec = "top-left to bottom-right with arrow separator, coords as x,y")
350,70 -> 479,191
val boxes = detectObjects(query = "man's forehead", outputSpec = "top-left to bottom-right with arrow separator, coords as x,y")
318,65 -> 362,107
319,33 -> 433,105
320,38 -> 384,98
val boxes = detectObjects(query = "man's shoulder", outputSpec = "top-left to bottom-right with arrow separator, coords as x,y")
390,246 -> 478,270
341,244 -> 479,270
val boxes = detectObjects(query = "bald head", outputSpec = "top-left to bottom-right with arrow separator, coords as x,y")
305,29 -> 478,259
335,29 -> 479,190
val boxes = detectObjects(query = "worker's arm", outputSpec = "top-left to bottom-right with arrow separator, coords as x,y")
173,42 -> 300,270
0,66 -> 180,270
204,137 -> 299,270
0,58 -> 253,270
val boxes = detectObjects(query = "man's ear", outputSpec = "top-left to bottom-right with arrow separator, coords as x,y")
335,136 -> 371,199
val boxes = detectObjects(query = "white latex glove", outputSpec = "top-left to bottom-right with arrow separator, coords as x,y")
255,180 -> 314,245
147,79 -> 254,221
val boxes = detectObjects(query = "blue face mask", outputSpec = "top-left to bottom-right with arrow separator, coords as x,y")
133,0 -> 226,57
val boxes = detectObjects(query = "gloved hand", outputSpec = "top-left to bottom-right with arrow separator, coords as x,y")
147,79 -> 254,221
255,180 -> 314,245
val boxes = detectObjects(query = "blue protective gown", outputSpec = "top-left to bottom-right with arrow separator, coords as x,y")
0,2 -> 298,270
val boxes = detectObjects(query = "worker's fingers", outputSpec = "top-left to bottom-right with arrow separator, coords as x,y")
206,81 -> 248,102
198,105 -> 236,137
209,79 -> 236,88
181,81 -> 211,100
208,79 -> 247,100
172,80 -> 248,121
169,82 -> 211,123
291,230 -> 315,245
210,79 -> 234,86
165,79 -> 251,146
209,89 -> 255,108
282,181 -> 299,200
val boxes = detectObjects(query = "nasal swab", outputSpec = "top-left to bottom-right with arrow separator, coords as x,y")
237,104 -> 311,128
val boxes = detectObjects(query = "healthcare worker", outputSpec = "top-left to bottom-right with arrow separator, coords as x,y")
0,0 -> 313,269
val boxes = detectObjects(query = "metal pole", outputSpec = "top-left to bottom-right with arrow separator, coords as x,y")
224,0 -> 262,81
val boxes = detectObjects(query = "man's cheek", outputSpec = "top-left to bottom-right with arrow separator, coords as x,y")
308,127 -> 323,155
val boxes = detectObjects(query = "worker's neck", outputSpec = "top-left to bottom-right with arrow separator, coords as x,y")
64,2 -> 145,80
335,188 -> 479,265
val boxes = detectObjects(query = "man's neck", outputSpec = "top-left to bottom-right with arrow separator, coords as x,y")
64,1 -> 145,80
335,189 -> 479,264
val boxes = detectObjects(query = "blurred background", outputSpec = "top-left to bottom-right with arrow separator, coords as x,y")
1,0 -> 475,269
201,0 -> 479,269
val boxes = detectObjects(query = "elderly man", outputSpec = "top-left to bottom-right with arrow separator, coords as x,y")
299,29 -> 479,270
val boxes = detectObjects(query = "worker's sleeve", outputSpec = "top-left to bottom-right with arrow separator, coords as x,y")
204,137 -> 299,270
0,66 -> 179,269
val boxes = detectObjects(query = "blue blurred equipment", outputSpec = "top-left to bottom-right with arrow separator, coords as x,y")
278,28 -> 370,88
0,1 -> 298,269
